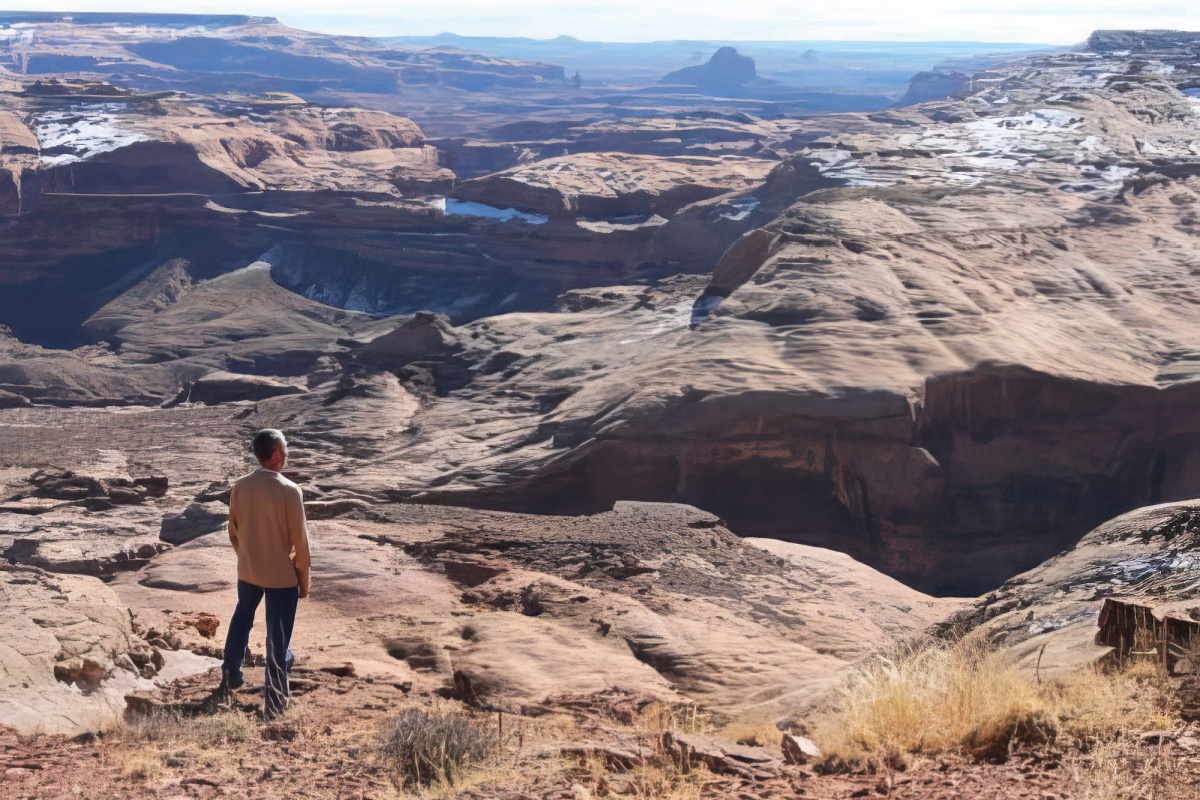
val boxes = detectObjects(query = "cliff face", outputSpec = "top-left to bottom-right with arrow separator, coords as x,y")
895,70 -> 973,107
1087,29 -> 1200,52
343,44 -> 1200,595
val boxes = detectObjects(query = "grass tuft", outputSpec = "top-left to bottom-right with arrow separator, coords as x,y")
812,637 -> 1045,768
1067,738 -> 1194,800
811,635 -> 1181,771
378,702 -> 494,789
108,707 -> 259,781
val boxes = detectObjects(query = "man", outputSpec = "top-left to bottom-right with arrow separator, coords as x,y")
219,428 -> 311,718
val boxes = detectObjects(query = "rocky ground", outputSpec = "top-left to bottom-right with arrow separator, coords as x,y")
0,687 -> 1129,800
0,392 -> 962,730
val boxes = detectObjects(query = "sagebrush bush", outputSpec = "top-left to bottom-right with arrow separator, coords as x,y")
379,703 -> 494,787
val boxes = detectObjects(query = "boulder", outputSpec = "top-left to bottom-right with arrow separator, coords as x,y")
661,731 -> 778,779
124,666 -> 224,718
138,534 -> 234,593
362,311 -> 462,364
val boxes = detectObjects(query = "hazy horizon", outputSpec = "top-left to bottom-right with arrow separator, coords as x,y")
0,2 -> 1193,45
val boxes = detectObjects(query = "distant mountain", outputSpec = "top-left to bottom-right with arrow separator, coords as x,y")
385,34 -> 1058,98
660,46 -> 757,89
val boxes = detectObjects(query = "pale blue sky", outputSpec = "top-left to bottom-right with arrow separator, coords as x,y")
9,1 -> 1200,43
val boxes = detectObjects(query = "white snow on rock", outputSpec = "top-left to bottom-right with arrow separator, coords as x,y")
32,104 -> 149,166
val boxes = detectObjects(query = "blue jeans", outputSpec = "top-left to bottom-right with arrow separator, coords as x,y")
222,580 -> 297,717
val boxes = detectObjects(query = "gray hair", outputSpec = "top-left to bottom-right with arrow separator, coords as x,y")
252,429 -> 287,463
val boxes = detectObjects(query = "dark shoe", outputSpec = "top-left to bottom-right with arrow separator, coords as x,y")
261,705 -> 287,722
216,670 -> 244,702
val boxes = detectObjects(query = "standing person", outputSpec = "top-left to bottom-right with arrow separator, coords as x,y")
219,428 -> 311,719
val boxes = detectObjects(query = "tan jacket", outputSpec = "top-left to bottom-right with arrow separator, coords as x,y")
228,468 -> 311,591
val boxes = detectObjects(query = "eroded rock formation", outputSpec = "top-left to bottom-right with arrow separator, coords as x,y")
7,22 -> 1200,607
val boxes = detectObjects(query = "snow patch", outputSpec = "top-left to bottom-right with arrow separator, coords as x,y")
32,104 -> 149,166
432,197 -> 548,225
717,197 -> 760,222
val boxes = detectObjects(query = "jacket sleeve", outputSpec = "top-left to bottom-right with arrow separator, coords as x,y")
287,485 -> 311,592
228,484 -> 240,552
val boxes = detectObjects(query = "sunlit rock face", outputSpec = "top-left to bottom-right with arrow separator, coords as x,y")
363,44 -> 1200,594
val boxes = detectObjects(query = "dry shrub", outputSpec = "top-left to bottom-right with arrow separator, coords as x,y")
567,753 -> 710,800
624,763 -> 709,800
379,702 -> 494,788
1045,660 -> 1175,747
812,636 -> 1046,768
633,701 -> 711,736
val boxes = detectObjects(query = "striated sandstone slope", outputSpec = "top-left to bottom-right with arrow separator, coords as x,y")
0,388 -> 963,732
11,32 -> 1200,598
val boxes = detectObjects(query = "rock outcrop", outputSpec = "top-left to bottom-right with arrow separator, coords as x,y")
0,565 -> 160,734
451,152 -> 775,219
953,500 -> 1200,679
185,371 -> 308,405
895,70 -> 973,107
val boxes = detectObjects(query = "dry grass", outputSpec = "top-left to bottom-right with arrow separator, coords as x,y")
565,752 -> 711,800
1067,739 -> 1194,800
812,637 -> 1046,767
811,636 -> 1181,770
716,713 -> 783,748
623,762 -> 710,800
378,702 -> 495,789
108,707 -> 259,781
633,701 -> 712,737
1046,659 -> 1176,747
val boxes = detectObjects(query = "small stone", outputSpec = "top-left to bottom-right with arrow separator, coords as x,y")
781,732 -> 822,765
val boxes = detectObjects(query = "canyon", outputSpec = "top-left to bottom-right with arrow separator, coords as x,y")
5,18 -> 1200,791
4,20 -> 1197,593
